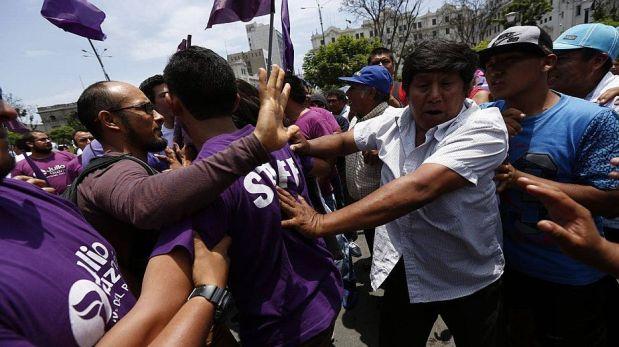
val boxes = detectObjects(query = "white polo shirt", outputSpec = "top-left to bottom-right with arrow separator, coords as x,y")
353,100 -> 508,303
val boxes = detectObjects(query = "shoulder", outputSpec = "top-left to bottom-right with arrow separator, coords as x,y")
55,151 -> 76,161
197,127 -> 253,160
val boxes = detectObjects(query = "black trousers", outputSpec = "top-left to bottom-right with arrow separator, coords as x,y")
379,261 -> 505,347
504,269 -> 612,347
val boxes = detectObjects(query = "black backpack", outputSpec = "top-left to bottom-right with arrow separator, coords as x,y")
62,154 -> 158,203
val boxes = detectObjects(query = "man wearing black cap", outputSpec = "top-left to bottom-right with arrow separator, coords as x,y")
480,25 -> 619,346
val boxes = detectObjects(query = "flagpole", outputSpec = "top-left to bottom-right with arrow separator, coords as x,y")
266,0 -> 275,76
88,39 -> 111,81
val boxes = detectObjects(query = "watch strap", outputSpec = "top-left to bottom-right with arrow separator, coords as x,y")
188,284 -> 231,310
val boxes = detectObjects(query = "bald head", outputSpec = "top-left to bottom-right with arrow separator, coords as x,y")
77,81 -> 147,139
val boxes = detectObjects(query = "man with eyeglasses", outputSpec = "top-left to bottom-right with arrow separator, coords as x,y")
10,130 -> 76,194
480,25 -> 619,346
71,73 -> 294,297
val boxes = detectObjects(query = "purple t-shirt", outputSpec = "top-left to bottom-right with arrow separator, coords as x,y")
294,107 -> 341,196
10,151 -> 76,194
66,155 -> 83,185
0,178 -> 135,346
153,125 -> 342,346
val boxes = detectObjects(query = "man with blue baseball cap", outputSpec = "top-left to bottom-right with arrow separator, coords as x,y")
338,65 -> 392,255
550,23 -> 619,111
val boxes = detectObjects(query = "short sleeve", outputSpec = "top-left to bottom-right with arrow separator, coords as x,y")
353,110 -> 397,151
575,110 -> 619,190
151,218 -> 195,259
424,112 -> 508,185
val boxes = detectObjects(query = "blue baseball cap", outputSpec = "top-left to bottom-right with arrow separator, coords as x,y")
553,23 -> 619,60
339,65 -> 393,95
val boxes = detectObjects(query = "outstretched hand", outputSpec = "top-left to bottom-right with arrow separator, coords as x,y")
515,177 -> 606,266
254,65 -> 299,152
276,186 -> 325,238
597,86 -> 619,106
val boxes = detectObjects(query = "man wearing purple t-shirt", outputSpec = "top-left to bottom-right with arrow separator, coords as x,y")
162,46 -> 342,346
11,130 -> 75,194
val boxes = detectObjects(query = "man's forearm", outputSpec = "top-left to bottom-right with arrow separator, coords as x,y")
108,134 -> 269,230
318,174 -> 435,236
307,131 -> 358,159
517,171 -> 619,217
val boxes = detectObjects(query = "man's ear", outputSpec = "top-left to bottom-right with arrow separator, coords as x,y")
98,110 -> 121,132
542,54 -> 558,73
591,53 -> 610,72
167,93 -> 186,118
232,93 -> 241,114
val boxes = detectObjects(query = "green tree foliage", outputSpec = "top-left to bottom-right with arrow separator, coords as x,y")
473,39 -> 490,51
49,125 -> 75,146
593,0 -> 618,23
66,112 -> 87,131
302,35 -> 382,89
500,0 -> 552,26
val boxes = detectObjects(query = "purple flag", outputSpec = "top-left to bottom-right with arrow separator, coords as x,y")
206,0 -> 273,29
41,0 -> 107,41
2,119 -> 29,134
281,0 -> 294,72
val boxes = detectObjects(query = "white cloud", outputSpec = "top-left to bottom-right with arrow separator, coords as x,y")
24,49 -> 56,58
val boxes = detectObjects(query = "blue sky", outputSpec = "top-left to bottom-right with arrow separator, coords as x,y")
0,0 -> 441,113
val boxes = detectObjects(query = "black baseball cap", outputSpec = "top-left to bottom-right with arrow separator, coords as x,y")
479,26 -> 554,67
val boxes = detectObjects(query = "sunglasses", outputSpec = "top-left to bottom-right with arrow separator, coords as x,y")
109,102 -> 156,116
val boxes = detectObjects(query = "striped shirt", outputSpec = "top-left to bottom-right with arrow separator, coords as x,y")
345,102 -> 388,200
353,100 -> 508,303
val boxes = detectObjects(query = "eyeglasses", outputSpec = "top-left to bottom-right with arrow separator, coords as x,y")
109,102 -> 156,116
370,58 -> 392,66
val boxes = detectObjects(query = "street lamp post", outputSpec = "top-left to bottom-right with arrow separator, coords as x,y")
301,1 -> 326,45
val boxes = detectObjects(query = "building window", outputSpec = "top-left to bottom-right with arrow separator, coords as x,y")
433,30 -> 437,37
387,27 -> 391,33
370,30 -> 374,37
576,5 -> 581,16
320,39 -> 325,45
331,37 -> 335,43
549,16 -> 552,21
432,18 -> 437,25
417,22 -> 422,28
445,16 -> 449,22
445,28 -> 450,34
50,115 -> 57,122
355,33 -> 359,39
360,32 -> 364,38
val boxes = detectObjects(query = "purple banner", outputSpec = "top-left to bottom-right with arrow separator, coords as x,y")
41,0 -> 106,41
206,0 -> 273,29
281,0 -> 294,72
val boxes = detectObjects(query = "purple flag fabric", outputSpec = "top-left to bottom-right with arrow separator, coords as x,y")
281,0 -> 294,72
3,119 -> 30,134
41,0 -> 107,41
206,0 -> 273,29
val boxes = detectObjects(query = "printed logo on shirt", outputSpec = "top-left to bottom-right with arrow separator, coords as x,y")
68,242 -> 130,347
243,158 -> 301,208
41,164 -> 67,178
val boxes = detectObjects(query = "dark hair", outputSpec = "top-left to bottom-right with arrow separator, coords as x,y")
368,47 -> 395,64
373,90 -> 390,103
14,137 -> 29,152
139,74 -> 165,102
164,46 -> 237,120
232,79 -> 260,128
402,40 -> 478,92
326,89 -> 347,101
580,48 -> 613,73
284,74 -> 307,104
71,129 -> 88,146
77,81 -> 117,139
21,131 -> 46,145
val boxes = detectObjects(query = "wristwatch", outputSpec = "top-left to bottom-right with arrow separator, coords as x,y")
188,284 -> 232,312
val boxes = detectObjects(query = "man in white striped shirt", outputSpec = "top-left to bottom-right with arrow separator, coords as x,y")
278,40 -> 508,346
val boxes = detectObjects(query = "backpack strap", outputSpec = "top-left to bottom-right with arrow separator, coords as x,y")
23,155 -> 50,185
62,154 -> 158,203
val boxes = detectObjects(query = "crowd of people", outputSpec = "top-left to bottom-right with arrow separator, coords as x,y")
1,22 -> 619,347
